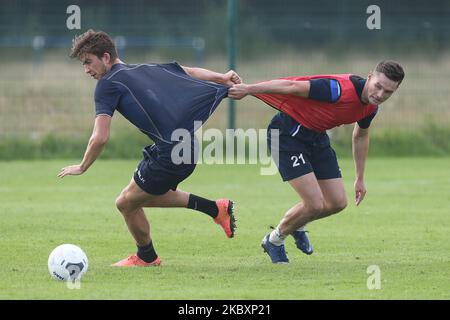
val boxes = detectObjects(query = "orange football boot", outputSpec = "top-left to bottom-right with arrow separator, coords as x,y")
111,254 -> 161,267
214,199 -> 236,238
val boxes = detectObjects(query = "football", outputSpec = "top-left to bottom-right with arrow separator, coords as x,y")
48,244 -> 89,281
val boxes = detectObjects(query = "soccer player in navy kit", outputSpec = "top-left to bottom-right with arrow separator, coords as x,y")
229,61 -> 405,263
58,30 -> 241,267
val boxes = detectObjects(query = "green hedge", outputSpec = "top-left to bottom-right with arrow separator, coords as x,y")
333,123 -> 450,157
1,123 -> 449,160
0,133 -> 147,160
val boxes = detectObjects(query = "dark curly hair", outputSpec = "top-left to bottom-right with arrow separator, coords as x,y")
375,60 -> 405,85
70,29 -> 118,61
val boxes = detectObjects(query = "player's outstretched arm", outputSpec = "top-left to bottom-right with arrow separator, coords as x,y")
228,80 -> 310,100
352,123 -> 370,205
58,115 -> 111,178
181,66 -> 241,86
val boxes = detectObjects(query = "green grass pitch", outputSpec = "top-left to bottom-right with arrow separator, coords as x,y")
0,158 -> 449,299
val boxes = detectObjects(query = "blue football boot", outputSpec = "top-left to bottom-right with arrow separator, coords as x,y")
292,230 -> 313,255
261,234 -> 289,264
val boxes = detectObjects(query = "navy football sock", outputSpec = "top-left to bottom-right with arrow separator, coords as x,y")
187,194 -> 219,218
137,241 -> 158,263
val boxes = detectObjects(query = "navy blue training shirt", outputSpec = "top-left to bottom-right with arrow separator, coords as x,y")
308,76 -> 379,129
94,62 -> 228,144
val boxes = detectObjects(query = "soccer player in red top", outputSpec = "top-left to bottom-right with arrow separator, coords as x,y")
229,61 -> 405,263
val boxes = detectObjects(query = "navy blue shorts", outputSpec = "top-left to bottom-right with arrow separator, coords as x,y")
133,143 -> 196,195
267,112 -> 342,181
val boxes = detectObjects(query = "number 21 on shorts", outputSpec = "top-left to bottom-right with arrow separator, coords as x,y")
291,153 -> 306,167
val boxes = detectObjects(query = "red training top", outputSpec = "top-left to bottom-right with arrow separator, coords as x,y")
254,74 -> 378,132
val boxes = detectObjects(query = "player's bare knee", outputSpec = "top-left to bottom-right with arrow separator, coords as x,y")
304,199 -> 324,218
337,198 -> 348,212
115,193 -> 131,214
325,198 -> 347,215
115,194 -> 125,212
332,197 -> 348,213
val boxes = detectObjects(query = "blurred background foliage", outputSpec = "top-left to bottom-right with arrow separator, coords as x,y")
0,0 -> 449,159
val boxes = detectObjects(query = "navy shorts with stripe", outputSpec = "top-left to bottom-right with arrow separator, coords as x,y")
134,143 -> 196,195
267,112 -> 342,181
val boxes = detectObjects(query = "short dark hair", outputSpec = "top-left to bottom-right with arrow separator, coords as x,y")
375,60 -> 405,84
70,29 -> 118,61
